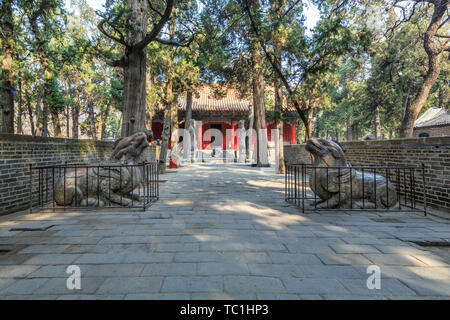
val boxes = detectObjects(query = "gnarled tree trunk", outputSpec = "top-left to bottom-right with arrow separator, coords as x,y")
400,0 -> 449,137
1,0 -> 15,133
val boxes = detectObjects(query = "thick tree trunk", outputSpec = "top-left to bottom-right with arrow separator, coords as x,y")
251,31 -> 269,167
16,77 -> 23,134
346,116 -> 352,141
399,0 -> 448,138
159,106 -> 171,174
145,70 -> 153,130
246,105 -> 254,162
373,104 -> 381,139
72,84 -> 80,139
185,90 -> 193,129
122,50 -> 147,137
274,83 -> 285,173
185,90 -> 194,162
25,91 -> 35,136
273,0 -> 285,173
87,99 -> 96,139
98,106 -> 110,140
1,0 -> 15,133
51,110 -> 62,138
169,93 -> 179,161
121,0 -> 148,137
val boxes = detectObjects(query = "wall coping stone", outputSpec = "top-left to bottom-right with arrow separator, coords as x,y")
285,136 -> 450,148
0,133 -> 115,146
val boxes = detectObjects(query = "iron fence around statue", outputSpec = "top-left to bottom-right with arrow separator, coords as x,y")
285,163 -> 427,215
29,162 -> 159,212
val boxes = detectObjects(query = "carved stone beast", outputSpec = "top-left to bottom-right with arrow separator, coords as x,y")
305,138 -> 397,209
54,131 -> 152,207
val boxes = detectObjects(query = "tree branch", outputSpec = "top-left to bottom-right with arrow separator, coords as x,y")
148,0 -> 163,18
135,0 -> 175,52
155,36 -> 194,47
97,18 -> 128,47
242,0 -> 310,124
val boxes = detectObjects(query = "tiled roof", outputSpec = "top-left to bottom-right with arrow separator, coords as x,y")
176,84 -> 295,113
178,85 -> 250,113
414,107 -> 450,128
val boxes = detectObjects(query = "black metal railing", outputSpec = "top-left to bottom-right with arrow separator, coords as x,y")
29,161 -> 159,212
285,163 -> 426,215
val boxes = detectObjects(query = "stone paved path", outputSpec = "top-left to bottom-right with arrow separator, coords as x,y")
0,163 -> 449,300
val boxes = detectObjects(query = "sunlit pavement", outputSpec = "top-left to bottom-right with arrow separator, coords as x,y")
0,163 -> 449,300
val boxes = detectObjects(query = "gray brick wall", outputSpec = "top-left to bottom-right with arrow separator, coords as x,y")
284,137 -> 450,212
0,134 -> 115,215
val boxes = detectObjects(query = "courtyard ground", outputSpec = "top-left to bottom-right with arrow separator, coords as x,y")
0,163 -> 449,300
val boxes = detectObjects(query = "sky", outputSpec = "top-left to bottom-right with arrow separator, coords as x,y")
69,0 -> 321,32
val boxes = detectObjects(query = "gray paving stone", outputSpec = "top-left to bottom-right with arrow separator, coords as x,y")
224,276 -> 285,293
75,253 -> 127,264
98,277 -> 164,294
281,277 -> 349,295
174,252 -> 223,263
322,294 -> 387,300
141,263 -> 196,276
330,244 -> 380,254
34,277 -> 105,294
248,263 -> 302,277
0,278 -> 48,295
268,253 -> 323,265
125,293 -> 190,300
365,254 -> 428,266
405,267 -> 450,280
317,253 -> 373,265
191,292 -> 257,300
339,278 -> 418,296
18,245 -> 71,254
81,264 -> 146,277
399,278 -> 450,296
76,294 -> 125,300
123,252 -> 174,263
156,243 -> 199,252
0,294 -> 59,300
299,265 -> 366,279
162,276 -> 223,292
256,293 -> 322,300
0,164 -> 449,299
22,254 -> 81,265
0,265 -> 40,278
198,262 -> 250,275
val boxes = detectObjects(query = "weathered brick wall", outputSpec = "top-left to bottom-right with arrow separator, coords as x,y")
284,137 -> 450,212
0,134 -> 157,215
0,134 -> 115,215
413,125 -> 450,138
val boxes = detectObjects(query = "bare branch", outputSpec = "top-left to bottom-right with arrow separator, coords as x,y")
97,19 -> 128,46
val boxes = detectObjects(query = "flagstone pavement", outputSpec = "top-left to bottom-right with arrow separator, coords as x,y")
0,163 -> 449,300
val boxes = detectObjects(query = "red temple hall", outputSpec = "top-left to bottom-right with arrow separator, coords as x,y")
151,85 -> 297,161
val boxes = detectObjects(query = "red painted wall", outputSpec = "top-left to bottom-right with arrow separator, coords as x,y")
150,120 -> 296,150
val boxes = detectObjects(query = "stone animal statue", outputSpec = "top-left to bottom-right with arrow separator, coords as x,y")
54,130 -> 152,207
305,138 -> 397,209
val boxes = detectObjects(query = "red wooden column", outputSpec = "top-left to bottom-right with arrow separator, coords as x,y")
291,121 -> 296,144
197,122 -> 202,150
231,121 -> 235,150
